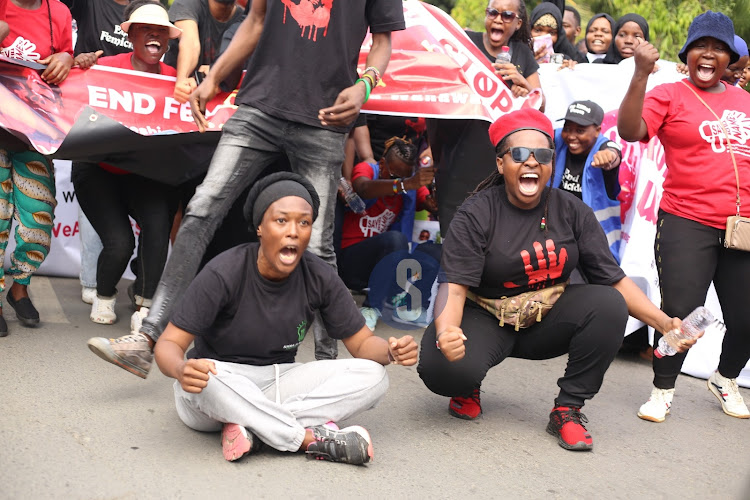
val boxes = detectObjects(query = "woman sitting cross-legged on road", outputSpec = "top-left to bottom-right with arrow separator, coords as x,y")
154,172 -> 417,464
417,109 -> 696,451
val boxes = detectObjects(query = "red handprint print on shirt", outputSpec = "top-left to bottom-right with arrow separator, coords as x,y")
504,240 -> 568,289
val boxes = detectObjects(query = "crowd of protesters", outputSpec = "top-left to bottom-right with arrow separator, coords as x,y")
0,0 -> 748,463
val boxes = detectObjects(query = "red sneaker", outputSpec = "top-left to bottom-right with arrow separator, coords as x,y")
546,406 -> 593,451
449,387 -> 482,420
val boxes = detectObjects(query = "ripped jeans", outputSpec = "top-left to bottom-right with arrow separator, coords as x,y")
140,106 -> 345,359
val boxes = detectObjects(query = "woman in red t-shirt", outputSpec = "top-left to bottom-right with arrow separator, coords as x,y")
72,0 -> 181,327
619,11 -> 750,422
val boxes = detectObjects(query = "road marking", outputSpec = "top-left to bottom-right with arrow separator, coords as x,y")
4,276 -> 69,324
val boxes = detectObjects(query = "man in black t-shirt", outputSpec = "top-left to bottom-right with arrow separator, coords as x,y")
88,0 -> 405,379
164,0 -> 244,103
63,0 -> 132,57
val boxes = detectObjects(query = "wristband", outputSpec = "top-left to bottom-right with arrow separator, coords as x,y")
361,73 -> 376,89
355,78 -> 371,103
364,66 -> 381,86
392,178 -> 399,194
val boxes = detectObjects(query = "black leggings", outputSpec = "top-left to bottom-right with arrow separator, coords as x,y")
653,211 -> 750,388
72,163 -> 176,299
417,284 -> 628,408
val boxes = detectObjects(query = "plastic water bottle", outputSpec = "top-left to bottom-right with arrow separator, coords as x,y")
495,46 -> 512,65
654,306 -> 715,358
339,177 -> 366,213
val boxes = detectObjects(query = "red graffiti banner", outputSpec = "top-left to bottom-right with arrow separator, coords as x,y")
0,0 -> 537,160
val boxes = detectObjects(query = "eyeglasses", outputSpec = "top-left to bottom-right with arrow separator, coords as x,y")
499,147 -> 554,164
485,8 -> 518,22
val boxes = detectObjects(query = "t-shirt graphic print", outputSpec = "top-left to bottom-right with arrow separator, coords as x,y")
281,0 -> 333,41
699,109 -> 750,159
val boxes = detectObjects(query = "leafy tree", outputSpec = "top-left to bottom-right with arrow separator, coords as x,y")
450,0 -> 488,31
586,0 -> 745,61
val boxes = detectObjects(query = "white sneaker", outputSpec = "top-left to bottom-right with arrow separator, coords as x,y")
81,286 -> 96,305
90,295 -> 116,324
360,307 -> 380,331
707,371 -> 750,419
637,387 -> 675,422
130,307 -> 149,335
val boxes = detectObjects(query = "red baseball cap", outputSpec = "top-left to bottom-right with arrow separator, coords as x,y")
488,109 -> 554,148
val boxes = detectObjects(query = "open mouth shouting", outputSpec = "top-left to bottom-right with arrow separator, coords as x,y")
145,39 -> 162,56
279,245 -> 299,266
489,27 -> 506,45
519,172 -> 540,197
696,63 -> 716,82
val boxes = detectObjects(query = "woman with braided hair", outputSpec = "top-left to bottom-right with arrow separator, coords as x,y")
338,136 -> 436,331
417,108 -> 690,451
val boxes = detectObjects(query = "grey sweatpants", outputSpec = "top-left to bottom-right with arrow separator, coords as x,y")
174,358 -> 389,452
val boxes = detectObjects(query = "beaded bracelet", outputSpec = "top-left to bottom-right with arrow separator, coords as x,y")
364,66 -> 381,86
361,73 -> 376,89
355,78 -> 371,103
400,180 -> 407,194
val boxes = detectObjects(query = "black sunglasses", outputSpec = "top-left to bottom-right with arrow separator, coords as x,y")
485,8 -> 518,22
499,147 -> 554,164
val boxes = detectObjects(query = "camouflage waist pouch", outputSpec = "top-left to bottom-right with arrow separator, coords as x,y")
466,281 -> 569,332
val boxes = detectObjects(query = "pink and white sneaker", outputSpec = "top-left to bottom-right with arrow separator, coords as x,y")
221,423 -> 260,461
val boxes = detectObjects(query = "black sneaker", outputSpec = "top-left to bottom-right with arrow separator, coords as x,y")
305,425 -> 373,465
0,315 -> 7,337
6,291 -> 39,327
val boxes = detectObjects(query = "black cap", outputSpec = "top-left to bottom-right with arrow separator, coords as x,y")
564,100 -> 604,127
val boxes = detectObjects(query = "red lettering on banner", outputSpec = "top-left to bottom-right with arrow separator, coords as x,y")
473,73 -> 497,98
489,91 -> 512,113
636,180 -> 661,224
52,221 -> 79,238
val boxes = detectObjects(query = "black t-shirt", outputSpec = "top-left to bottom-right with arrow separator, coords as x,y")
464,31 -> 539,84
441,186 -> 625,298
235,0 -> 405,133
63,0 -> 130,56
170,243 -> 365,365
164,0 -> 244,70
560,143 -> 620,200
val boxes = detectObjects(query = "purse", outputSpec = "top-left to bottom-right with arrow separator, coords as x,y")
681,81 -> 750,251
466,281 -> 568,332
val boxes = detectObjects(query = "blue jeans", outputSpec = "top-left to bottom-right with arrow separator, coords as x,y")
141,106 -> 345,359
78,207 -> 102,289
338,231 -> 409,307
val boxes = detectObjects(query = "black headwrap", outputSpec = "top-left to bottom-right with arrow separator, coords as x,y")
585,13 -> 615,55
244,172 -> 320,231
542,0 -> 565,16
530,3 -> 586,63
601,13 -> 650,64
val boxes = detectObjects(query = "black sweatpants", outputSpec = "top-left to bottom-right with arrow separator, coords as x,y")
653,211 -> 750,388
417,284 -> 628,408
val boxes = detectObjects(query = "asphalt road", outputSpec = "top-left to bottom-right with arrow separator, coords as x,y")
1,277 -> 749,499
